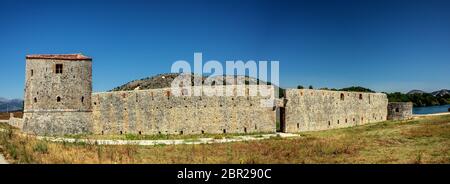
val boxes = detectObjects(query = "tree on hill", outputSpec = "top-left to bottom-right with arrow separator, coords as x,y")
339,86 -> 375,93
386,92 -> 450,107
297,85 -> 304,89
308,85 -> 313,89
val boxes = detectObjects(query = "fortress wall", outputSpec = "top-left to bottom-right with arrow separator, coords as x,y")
92,85 -> 276,135
22,112 -> 92,135
7,113 -> 24,129
285,89 -> 388,132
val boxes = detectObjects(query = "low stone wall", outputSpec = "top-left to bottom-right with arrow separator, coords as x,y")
284,89 -> 388,132
92,85 -> 277,135
387,102 -> 413,120
0,113 -> 24,129
8,117 -> 24,129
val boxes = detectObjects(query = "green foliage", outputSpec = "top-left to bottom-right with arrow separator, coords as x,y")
297,85 -> 304,89
33,141 -> 49,154
387,92 -> 450,107
339,86 -> 375,93
308,85 -> 313,89
293,84 -> 449,107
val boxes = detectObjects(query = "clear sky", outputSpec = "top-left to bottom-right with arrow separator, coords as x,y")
1,0 -> 449,99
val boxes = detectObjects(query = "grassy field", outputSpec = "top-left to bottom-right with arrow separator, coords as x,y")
0,115 -> 449,164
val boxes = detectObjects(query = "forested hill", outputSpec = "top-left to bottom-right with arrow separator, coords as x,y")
387,92 -> 450,107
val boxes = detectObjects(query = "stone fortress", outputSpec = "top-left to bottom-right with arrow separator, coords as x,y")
9,54 -> 413,136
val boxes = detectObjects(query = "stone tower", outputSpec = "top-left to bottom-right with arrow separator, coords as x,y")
387,102 -> 413,120
22,54 -> 93,135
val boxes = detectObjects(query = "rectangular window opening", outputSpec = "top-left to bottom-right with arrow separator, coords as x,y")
55,64 -> 63,74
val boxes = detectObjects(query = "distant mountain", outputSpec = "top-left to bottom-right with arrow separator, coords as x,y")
388,89 -> 450,107
407,90 -> 427,95
406,89 -> 450,97
431,89 -> 450,97
0,98 -> 23,112
0,97 -> 8,103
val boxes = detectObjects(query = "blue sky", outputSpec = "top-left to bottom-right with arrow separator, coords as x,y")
1,0 -> 449,99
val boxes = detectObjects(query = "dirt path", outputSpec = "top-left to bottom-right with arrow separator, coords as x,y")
413,112 -> 450,117
35,132 -> 300,146
0,126 -> 300,146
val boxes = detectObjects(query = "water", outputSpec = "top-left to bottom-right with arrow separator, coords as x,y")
413,104 -> 450,115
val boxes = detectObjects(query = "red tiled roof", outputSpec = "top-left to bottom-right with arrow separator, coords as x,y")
26,54 -> 92,61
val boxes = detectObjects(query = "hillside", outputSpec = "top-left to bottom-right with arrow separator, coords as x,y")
0,98 -> 23,112
407,89 -> 450,97
387,92 -> 450,107
407,90 -> 427,95
431,89 -> 450,97
110,73 -> 270,92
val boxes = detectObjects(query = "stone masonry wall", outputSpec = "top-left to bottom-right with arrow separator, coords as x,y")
22,57 -> 93,135
7,113 -> 24,129
22,112 -> 92,135
285,89 -> 388,132
92,85 -> 276,135
387,102 -> 413,120
23,59 -> 92,111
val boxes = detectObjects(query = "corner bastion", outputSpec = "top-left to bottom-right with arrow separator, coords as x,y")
387,102 -> 413,120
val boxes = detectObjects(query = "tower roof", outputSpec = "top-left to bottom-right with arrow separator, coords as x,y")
26,54 -> 92,61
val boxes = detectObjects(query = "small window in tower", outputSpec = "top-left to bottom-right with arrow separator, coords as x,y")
55,64 -> 63,74
166,91 -> 171,100
340,93 -> 345,101
34,97 -> 37,103
31,70 -> 34,77
359,94 -> 363,100
57,96 -> 61,102
81,96 -> 84,103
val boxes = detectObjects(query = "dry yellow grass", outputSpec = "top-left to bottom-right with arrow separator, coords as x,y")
0,115 -> 449,164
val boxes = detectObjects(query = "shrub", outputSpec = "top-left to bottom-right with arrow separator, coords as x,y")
33,141 -> 49,154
